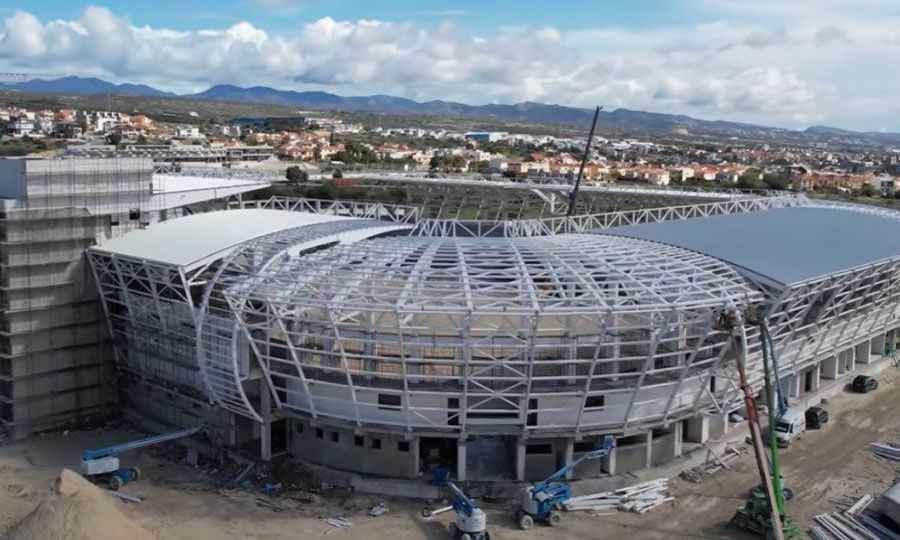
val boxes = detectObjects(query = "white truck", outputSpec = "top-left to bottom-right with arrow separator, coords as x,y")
750,407 -> 806,448
772,407 -> 806,447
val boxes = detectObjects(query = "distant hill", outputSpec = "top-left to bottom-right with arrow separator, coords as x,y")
189,85 -> 773,135
1,76 -> 175,98
5,76 -> 900,145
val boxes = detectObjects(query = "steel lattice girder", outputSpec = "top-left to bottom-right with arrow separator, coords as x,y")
196,219 -> 412,421
87,218 -> 411,422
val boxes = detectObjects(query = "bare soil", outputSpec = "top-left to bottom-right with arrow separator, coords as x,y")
2,369 -> 900,540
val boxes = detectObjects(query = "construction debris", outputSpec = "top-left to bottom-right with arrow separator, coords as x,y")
105,490 -> 143,504
422,504 -> 454,519
324,516 -> 353,528
232,463 -> 255,484
871,442 -> 900,462
368,502 -> 388,517
810,494 -> 898,540
681,446 -> 748,483
563,478 -> 672,514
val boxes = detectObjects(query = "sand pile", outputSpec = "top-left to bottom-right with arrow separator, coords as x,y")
5,469 -> 156,540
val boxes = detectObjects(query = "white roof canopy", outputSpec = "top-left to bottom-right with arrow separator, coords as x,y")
93,209 -> 352,269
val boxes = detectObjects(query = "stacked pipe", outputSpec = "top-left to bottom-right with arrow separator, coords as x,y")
871,443 -> 900,461
563,478 -> 672,514
810,495 -> 900,540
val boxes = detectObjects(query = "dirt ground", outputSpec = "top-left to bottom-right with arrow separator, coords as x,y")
2,369 -> 900,540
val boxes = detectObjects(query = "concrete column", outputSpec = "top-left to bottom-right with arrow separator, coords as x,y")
870,335 -> 884,358
821,355 -> 839,379
812,364 -> 821,392
228,413 -> 237,447
456,439 -> 467,482
841,349 -> 854,373
856,341 -> 873,364
684,414 -> 710,443
515,440 -> 527,482
644,432 -> 653,469
673,422 -> 684,458
260,385 -> 272,461
602,445 -> 617,475
563,439 -> 575,480
412,437 -> 421,478
790,374 -> 801,399
713,412 -> 730,436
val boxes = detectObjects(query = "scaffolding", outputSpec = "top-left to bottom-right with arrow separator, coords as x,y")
0,158 -> 152,438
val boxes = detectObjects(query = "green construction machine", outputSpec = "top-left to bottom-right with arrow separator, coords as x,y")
721,310 -> 801,540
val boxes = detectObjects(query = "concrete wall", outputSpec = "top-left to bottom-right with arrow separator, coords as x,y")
650,430 -> 677,467
615,436 -> 649,474
524,441 -> 559,481
289,419 -> 419,479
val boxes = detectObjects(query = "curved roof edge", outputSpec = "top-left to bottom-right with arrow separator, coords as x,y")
92,209 -> 360,269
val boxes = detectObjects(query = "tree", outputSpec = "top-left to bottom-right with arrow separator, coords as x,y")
285,166 -> 308,184
737,168 -> 766,190
333,169 -> 344,179
860,184 -> 877,198
333,141 -> 377,164
107,131 -> 123,146
763,171 -> 790,191
429,155 -> 467,172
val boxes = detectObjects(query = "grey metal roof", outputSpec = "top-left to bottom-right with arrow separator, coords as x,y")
606,206 -> 900,286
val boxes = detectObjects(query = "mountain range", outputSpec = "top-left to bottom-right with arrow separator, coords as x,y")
2,76 -> 898,145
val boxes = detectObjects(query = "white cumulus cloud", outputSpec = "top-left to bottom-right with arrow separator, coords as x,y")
1,4 -> 899,129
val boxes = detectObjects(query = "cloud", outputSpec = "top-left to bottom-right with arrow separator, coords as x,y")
1,5 -> 899,129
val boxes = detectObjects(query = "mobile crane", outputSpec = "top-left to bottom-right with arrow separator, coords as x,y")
515,435 -> 615,530
81,427 -> 201,490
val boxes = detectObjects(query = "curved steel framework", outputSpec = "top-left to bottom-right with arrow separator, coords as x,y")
224,234 -> 760,435
88,218 -> 412,422
87,194 -> 900,452
197,219 -> 411,420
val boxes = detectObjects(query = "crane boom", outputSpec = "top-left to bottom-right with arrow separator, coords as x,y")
566,105 -> 603,218
82,427 -> 201,461
535,435 -> 614,489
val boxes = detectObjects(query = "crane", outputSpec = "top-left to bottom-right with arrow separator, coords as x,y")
81,427 -> 201,490
566,105 -> 602,218
444,481 -> 490,540
516,435 -> 615,529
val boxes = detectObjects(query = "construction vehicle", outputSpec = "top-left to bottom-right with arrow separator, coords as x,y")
444,481 -> 490,540
515,435 -> 615,530
81,427 -> 200,490
727,312 -> 800,539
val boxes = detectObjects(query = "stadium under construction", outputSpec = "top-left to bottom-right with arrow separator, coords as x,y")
4,157 -> 900,484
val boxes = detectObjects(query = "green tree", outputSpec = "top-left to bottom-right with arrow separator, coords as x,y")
333,169 -> 344,179
285,166 -> 308,183
107,131 -> 123,146
860,184 -> 877,198
763,171 -> 790,191
333,141 -> 377,164
737,168 -> 766,190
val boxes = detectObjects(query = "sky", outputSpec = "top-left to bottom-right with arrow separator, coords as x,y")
2,0 -> 900,131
